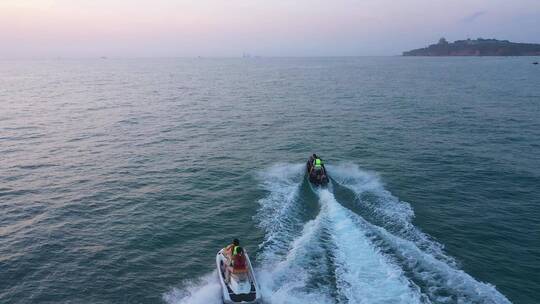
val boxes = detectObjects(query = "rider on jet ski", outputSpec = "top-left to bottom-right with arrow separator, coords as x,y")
225,238 -> 240,258
224,239 -> 248,283
308,154 -> 325,174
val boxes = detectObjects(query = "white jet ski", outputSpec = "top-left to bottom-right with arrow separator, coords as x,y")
216,248 -> 261,304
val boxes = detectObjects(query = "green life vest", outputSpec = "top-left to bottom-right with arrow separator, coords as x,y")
233,246 -> 240,256
314,158 -> 322,169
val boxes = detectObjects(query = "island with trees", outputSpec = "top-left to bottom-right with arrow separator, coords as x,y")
403,38 -> 540,56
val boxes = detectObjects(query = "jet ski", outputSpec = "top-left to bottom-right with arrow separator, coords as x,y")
306,154 -> 329,186
216,248 -> 261,304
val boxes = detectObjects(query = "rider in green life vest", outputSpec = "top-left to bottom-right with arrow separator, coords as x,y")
313,158 -> 323,170
225,239 -> 240,258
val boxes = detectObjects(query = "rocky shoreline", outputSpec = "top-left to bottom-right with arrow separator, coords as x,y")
403,38 -> 540,56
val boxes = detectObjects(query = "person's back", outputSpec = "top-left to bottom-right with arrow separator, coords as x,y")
232,247 -> 247,272
313,158 -> 323,171
232,253 -> 247,271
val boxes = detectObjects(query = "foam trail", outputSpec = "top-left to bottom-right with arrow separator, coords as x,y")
329,163 -> 453,264
256,163 -> 333,303
318,189 -> 424,304
256,164 -> 423,303
162,271 -> 222,304
258,211 -> 333,304
255,163 -> 305,263
329,163 -> 511,303
354,216 -> 511,304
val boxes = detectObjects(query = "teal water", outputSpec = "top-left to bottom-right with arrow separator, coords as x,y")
1,57 -> 539,304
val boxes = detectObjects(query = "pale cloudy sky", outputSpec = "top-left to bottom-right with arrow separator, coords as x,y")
1,0 -> 539,58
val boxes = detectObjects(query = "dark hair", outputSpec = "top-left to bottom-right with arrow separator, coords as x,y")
233,239 -> 240,246
313,154 -> 318,158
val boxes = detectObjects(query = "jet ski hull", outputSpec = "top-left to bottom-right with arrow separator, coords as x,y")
216,249 -> 261,304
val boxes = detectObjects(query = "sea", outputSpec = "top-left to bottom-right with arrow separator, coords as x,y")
1,57 -> 539,304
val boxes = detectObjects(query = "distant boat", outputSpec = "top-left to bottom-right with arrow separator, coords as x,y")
534,62 -> 539,65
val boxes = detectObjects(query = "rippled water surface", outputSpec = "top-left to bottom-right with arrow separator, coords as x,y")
1,57 -> 539,304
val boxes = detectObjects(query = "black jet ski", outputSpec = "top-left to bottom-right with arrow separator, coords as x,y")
216,248 -> 261,304
306,154 -> 329,186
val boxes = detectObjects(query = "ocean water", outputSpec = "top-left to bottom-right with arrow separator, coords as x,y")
1,57 -> 539,304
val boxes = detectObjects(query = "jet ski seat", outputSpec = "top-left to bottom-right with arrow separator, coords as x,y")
231,270 -> 248,282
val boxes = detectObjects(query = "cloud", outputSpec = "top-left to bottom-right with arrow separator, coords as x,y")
462,11 -> 487,22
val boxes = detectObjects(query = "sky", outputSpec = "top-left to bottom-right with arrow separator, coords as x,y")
1,0 -> 539,58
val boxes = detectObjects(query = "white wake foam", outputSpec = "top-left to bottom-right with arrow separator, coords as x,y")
329,163 -> 453,264
329,163 -> 511,304
255,163 -> 305,264
258,211 -> 334,304
318,189 -> 423,304
256,164 -> 422,303
360,219 -> 511,304
256,163 -> 334,303
162,272 -> 222,304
